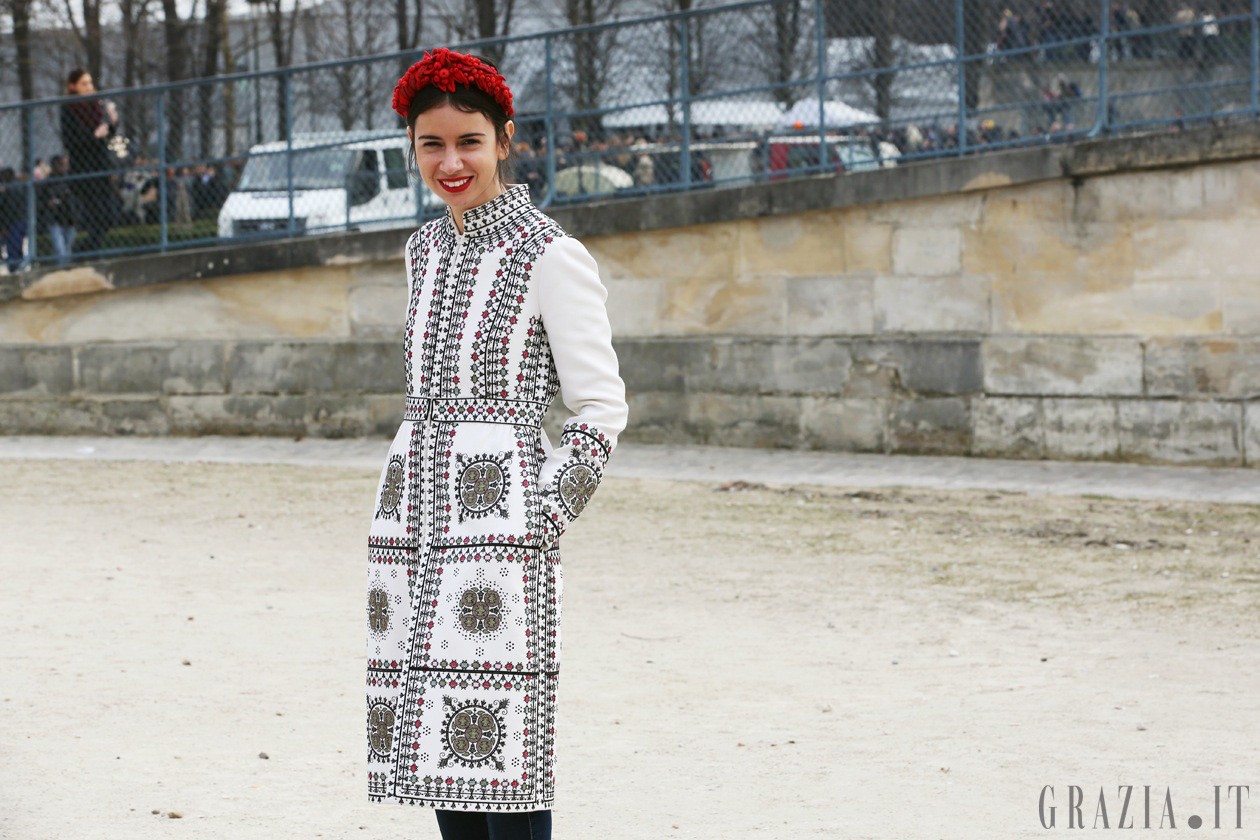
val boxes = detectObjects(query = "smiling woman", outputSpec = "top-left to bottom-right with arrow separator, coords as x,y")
363,48 -> 629,840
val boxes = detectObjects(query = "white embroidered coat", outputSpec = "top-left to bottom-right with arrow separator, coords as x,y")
365,183 -> 628,812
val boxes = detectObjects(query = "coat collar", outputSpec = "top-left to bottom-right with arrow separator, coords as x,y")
445,182 -> 533,239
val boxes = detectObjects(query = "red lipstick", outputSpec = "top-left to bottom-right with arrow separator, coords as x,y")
438,176 -> 473,193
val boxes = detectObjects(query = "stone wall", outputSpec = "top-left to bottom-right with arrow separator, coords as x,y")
2,124 -> 1259,465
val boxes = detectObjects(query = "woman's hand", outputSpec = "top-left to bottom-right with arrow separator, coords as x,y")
93,123 -> 109,139
104,100 -> 119,125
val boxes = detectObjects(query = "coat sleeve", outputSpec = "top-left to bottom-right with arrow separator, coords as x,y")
534,233 -> 629,544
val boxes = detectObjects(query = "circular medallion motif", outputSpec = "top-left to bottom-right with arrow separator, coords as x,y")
559,463 -> 598,516
447,706 -> 500,761
458,587 -> 503,633
376,456 -> 406,520
459,461 -> 504,513
367,587 -> 390,634
368,703 -> 395,755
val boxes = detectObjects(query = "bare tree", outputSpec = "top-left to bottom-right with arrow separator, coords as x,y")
396,0 -> 423,53
654,0 -> 723,133
159,0 -> 196,161
262,0 -> 301,138
197,0 -> 228,157
428,0 -> 516,62
5,0 -> 36,165
557,0 -> 622,138
304,0 -> 390,131
60,0 -> 104,83
119,0 -> 155,89
747,0 -> 809,109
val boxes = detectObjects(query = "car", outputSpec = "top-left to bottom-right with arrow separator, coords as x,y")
760,134 -> 886,179
217,131 -> 438,239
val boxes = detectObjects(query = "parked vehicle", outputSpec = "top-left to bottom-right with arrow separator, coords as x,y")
760,134 -> 885,179
218,132 -> 436,239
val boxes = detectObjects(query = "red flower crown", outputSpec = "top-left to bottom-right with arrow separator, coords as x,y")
392,47 -> 515,119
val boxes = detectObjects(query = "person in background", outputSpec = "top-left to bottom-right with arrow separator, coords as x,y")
32,158 -> 50,180
59,67 -> 119,256
0,168 -> 28,272
39,154 -> 80,266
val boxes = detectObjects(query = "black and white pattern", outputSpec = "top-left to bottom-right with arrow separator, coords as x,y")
366,184 -> 628,813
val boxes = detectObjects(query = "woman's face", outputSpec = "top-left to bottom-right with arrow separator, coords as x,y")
409,102 -> 513,220
68,73 -> 95,96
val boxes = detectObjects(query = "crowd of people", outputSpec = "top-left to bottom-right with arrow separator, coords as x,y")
0,67 -> 238,272
997,2 -> 1233,64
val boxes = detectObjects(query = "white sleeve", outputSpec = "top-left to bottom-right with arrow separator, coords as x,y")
533,234 -> 629,543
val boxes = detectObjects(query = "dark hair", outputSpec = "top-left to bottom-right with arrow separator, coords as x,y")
404,54 -> 517,186
66,67 -> 90,91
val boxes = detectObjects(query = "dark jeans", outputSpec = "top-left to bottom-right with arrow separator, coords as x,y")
434,808 -> 552,840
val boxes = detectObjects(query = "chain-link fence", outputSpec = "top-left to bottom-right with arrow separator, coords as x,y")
0,0 -> 1255,270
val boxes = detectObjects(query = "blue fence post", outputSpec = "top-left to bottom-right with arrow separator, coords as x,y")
158,91 -> 168,252
679,16 -> 692,189
23,102 -> 36,269
815,0 -> 826,174
1252,0 -> 1259,114
956,0 -> 967,155
543,35 -> 556,208
285,71 -> 295,236
1090,0 -> 1110,137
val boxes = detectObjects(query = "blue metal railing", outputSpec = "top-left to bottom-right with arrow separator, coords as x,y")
0,0 -> 1256,271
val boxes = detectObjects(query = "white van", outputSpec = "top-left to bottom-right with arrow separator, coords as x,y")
218,132 -> 438,239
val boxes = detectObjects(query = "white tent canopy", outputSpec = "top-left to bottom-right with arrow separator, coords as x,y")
601,98 -> 880,131
601,100 -> 785,129
779,98 -> 880,129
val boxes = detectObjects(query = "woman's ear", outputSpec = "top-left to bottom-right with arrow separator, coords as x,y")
500,120 -> 515,160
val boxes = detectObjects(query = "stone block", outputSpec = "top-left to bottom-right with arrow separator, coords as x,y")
1246,402 -> 1260,467
891,227 -> 962,276
588,223 -> 737,282
867,194 -> 983,226
1145,338 -> 1260,398
735,211 -> 844,277
1116,399 -> 1243,465
228,340 -> 402,394
77,342 -> 226,395
686,392 -> 801,448
168,394 -> 309,435
892,340 -> 983,395
0,345 -> 72,394
604,277 -> 664,338
984,336 -> 1142,396
621,390 -> 691,445
873,275 -> 990,333
800,397 -> 886,451
843,223 -> 893,273
348,283 -> 407,338
1043,398 -> 1120,459
971,397 -> 1042,458
0,397 -> 101,433
615,338 -> 706,392
658,272 -> 787,336
889,397 -> 971,455
0,396 -> 168,434
1220,278 -> 1260,335
688,338 -> 851,396
1133,218 -> 1260,283
786,276 -> 874,336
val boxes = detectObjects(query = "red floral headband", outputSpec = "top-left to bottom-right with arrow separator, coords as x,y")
391,47 -> 515,119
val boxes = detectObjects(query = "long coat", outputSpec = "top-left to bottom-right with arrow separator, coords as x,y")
365,183 -> 628,812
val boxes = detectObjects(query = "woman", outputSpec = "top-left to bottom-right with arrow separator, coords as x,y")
365,49 -> 628,840
59,67 -> 119,256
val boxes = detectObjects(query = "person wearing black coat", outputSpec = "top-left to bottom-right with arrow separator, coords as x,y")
59,67 -> 119,256
39,154 -> 81,266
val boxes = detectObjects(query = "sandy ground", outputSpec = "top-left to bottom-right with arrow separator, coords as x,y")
2,456 -> 1259,840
